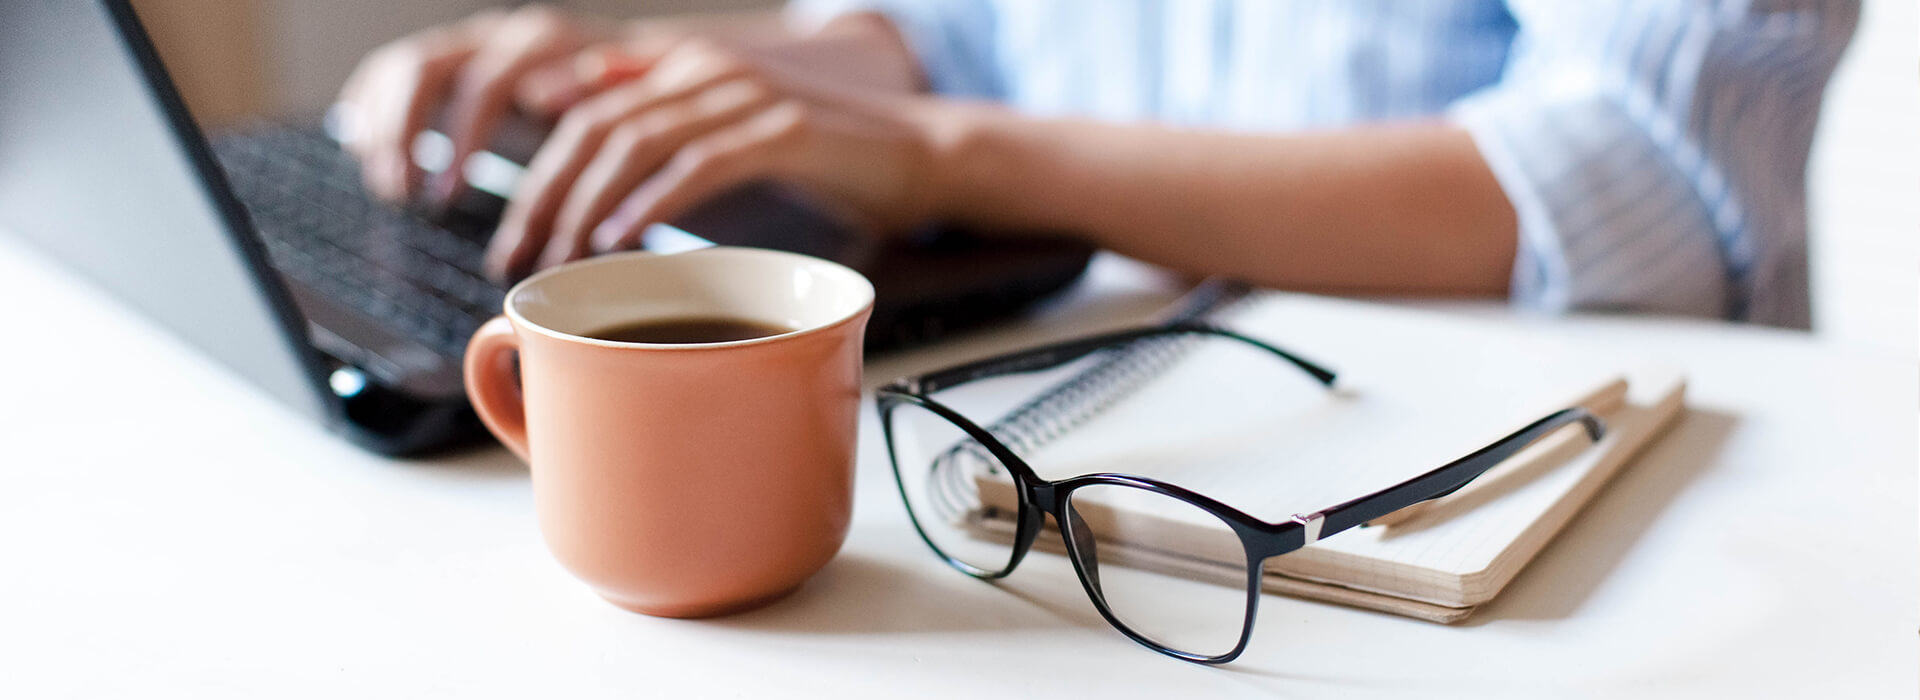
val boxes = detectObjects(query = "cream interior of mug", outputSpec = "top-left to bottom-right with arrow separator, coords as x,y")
505,247 -> 875,345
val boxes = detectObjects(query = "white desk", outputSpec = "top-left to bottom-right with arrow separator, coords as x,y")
1,236 -> 1912,698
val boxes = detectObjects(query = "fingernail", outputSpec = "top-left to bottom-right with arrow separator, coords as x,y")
591,209 -> 635,252
589,222 -> 622,253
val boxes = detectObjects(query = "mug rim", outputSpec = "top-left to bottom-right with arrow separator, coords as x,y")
501,247 -> 876,351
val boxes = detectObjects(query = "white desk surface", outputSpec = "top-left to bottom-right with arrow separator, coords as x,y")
1,236 -> 1912,699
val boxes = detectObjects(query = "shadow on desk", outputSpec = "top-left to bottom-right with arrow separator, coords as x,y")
1467,407 -> 1737,625
1198,408 -> 1740,684
705,554 -> 1093,636
413,444 -> 527,479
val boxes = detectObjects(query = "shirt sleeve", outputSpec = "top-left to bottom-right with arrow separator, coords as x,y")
1449,0 -> 1856,325
786,0 -> 1003,99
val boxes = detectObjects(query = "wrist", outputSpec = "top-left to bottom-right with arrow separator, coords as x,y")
907,98 -> 1008,224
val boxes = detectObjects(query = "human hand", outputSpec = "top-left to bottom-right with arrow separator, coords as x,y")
336,5 -> 646,205
484,39 -> 953,282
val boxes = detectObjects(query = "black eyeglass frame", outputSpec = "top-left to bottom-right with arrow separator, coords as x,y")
875,321 -> 1606,664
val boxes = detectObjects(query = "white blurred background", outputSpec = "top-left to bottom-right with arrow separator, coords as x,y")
135,0 -> 1916,359
1804,0 -> 1916,361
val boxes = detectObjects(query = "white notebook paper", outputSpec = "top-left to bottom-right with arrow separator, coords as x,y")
965,292 -> 1685,622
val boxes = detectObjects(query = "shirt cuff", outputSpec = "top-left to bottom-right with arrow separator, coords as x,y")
786,0 -> 1002,99
1449,88 -> 1729,318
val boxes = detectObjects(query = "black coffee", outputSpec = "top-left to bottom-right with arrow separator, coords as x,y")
585,316 -> 794,344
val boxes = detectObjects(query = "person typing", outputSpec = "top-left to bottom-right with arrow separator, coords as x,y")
335,1 -> 1856,326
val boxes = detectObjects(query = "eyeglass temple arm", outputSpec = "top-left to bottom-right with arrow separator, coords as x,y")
1294,408 -> 1606,546
910,322 -> 1337,395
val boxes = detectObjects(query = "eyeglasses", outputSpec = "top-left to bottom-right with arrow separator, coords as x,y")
876,322 -> 1605,664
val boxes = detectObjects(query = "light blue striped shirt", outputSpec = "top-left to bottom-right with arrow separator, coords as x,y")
792,0 -> 1856,327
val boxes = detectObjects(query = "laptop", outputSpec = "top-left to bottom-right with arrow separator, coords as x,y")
0,1 -> 1093,456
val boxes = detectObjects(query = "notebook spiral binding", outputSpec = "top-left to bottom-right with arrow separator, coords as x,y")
929,279 -> 1257,499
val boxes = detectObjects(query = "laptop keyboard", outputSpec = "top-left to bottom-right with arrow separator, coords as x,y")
211,125 -> 505,358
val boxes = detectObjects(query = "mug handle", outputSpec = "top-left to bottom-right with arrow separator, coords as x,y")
464,315 -> 531,462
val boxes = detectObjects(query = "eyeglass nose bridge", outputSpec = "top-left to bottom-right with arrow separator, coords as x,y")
985,477 -> 1056,578
1023,479 -> 1063,513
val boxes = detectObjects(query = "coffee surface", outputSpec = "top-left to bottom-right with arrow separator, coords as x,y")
584,316 -> 794,344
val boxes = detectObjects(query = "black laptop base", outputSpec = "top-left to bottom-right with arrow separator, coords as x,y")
212,124 -> 1092,456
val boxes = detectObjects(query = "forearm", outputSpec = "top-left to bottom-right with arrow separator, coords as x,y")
927,109 -> 1518,296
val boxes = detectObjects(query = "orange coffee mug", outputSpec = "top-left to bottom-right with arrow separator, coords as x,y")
464,247 -> 874,618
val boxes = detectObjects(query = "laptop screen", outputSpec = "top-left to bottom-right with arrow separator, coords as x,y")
0,0 -> 331,421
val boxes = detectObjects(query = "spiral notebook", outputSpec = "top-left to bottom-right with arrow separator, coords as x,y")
961,284 -> 1686,623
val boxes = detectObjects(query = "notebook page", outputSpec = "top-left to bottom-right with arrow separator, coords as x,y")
986,293 -> 1653,604
1023,294 -> 1618,516
1286,377 -> 1680,605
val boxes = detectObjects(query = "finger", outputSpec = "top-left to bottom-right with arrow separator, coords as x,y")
435,7 -> 581,206
352,41 -> 473,200
484,60 -> 754,281
587,102 -> 810,255
341,13 -> 502,200
514,45 -> 656,117
483,81 -> 654,282
539,80 -> 775,266
374,63 -> 449,200
511,56 -> 594,119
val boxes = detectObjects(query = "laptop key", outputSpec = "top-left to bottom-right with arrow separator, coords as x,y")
214,123 -> 507,359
